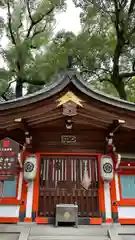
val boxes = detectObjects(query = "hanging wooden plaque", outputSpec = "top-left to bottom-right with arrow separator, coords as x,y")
0,137 -> 19,180
61,135 -> 76,144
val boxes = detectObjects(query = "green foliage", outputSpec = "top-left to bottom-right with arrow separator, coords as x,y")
72,0 -> 135,100
126,77 -> 135,102
1,0 -> 135,102
26,31 -> 77,82
24,0 -> 135,101
90,79 -> 119,98
0,0 -> 66,99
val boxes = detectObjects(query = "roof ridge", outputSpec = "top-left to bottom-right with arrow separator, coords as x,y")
0,71 -> 135,111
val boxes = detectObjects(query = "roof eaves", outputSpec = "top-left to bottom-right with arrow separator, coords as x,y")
0,70 -> 135,112
71,74 -> 135,112
0,72 -> 70,110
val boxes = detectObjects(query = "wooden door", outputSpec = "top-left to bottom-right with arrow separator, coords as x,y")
38,155 -> 100,218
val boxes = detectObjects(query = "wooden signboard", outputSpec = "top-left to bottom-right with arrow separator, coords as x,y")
61,135 -> 76,144
0,137 -> 19,180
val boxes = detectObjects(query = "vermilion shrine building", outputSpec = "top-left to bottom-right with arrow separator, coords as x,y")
0,71 -> 135,225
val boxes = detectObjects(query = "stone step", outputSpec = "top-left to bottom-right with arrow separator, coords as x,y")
29,226 -> 108,237
0,233 -> 19,240
29,236 -> 109,240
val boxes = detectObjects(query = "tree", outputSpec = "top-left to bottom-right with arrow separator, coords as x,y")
0,0 -> 66,100
72,0 -> 135,100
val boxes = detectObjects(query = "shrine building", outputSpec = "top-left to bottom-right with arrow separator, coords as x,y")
0,70 -> 135,225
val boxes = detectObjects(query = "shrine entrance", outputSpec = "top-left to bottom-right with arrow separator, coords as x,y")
38,155 -> 100,218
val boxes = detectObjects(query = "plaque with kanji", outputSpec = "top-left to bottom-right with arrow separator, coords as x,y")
0,137 -> 19,180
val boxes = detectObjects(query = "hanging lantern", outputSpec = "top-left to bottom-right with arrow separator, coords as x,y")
100,155 -> 114,182
24,154 -> 37,181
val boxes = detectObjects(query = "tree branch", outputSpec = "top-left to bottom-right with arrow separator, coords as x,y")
112,42 -> 122,78
125,77 -> 132,83
26,0 -> 33,23
1,94 -> 8,101
31,22 -> 47,39
76,54 -> 110,73
122,0 -> 128,8
128,26 -> 135,37
1,79 -> 16,101
26,2 -> 54,39
113,0 -> 120,39
90,0 -> 113,17
120,71 -> 135,78
128,0 -> 135,15
133,60 -> 135,71
7,0 -> 16,45
80,68 -> 112,83
112,0 -> 126,79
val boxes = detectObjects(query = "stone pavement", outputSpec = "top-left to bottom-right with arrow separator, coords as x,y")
0,224 -> 135,240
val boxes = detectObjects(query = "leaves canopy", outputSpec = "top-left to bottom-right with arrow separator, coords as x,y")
72,0 -> 135,100
0,0 -> 66,99
1,0 -> 135,101
43,0 -> 135,101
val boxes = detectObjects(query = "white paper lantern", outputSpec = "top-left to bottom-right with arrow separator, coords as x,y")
24,154 -> 37,181
100,155 -> 114,182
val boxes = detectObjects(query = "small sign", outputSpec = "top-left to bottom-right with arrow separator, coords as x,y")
61,135 -> 76,144
0,137 -> 19,180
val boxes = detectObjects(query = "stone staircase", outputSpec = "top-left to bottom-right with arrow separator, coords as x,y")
28,225 -> 110,240
1,224 -> 135,240
0,233 -> 19,240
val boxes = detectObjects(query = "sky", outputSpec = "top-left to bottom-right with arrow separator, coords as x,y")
56,0 -> 81,35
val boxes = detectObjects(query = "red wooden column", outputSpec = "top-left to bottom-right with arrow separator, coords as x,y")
97,154 -> 105,223
32,153 -> 41,222
19,152 -> 29,222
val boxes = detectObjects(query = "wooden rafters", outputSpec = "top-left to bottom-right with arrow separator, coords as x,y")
0,102 -> 134,131
0,81 -> 135,132
28,113 -> 63,126
77,113 -> 108,129
0,101 -> 57,122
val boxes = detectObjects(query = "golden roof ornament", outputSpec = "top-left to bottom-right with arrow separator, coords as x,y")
57,91 -> 83,116
57,91 -> 83,107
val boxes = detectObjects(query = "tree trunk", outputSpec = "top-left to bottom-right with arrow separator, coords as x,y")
16,80 -> 23,98
114,80 -> 127,100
